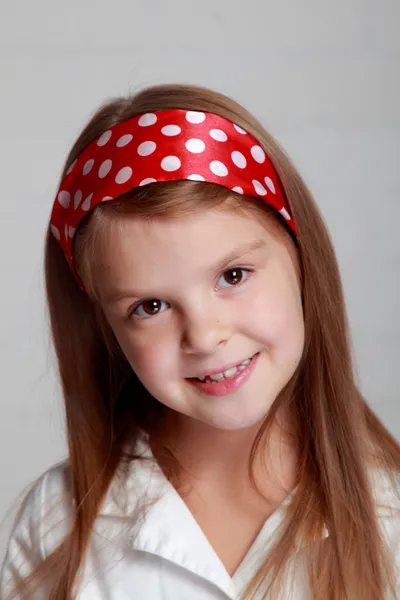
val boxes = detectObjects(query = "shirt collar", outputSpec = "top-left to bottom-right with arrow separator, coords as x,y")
98,434 -> 398,599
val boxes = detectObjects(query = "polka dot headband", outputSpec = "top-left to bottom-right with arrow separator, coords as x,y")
50,109 -> 295,288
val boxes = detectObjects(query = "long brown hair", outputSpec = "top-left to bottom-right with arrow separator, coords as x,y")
7,84 -> 400,599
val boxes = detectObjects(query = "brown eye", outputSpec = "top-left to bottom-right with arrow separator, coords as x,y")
143,300 -> 161,314
133,298 -> 166,318
222,268 -> 244,286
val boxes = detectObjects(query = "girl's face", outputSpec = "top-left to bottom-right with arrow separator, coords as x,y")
96,202 -> 304,431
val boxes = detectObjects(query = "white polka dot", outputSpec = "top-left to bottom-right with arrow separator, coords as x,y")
74,190 -> 82,209
279,207 -> 291,221
161,156 -> 181,172
98,159 -> 112,178
232,186 -> 244,194
97,130 -> 112,146
231,151 -> 247,169
139,178 -> 157,186
251,145 -> 266,164
138,113 -> 157,127
210,160 -> 228,177
83,159 -> 94,175
57,191 -> 70,208
116,134 -> 133,147
68,226 -> 76,239
50,224 -> 61,240
187,174 -> 205,181
102,196 -> 114,202
161,125 -> 181,136
209,129 -> 228,142
66,159 -> 76,174
264,177 -> 276,194
233,124 -> 247,135
115,167 -> 133,184
186,111 -> 206,124
252,180 -> 267,196
81,193 -> 93,211
185,138 -> 206,154
137,141 -> 156,156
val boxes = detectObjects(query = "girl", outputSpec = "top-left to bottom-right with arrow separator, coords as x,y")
1,83 -> 399,600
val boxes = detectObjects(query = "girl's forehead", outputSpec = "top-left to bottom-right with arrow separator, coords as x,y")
107,203 -> 274,250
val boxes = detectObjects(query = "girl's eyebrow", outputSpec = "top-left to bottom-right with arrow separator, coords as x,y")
208,237 -> 267,274
103,237 -> 267,305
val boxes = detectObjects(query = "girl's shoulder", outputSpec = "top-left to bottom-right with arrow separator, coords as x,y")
369,466 -> 400,578
9,460 -> 73,556
3,439 -> 157,564
369,466 -> 400,514
0,461 -> 73,596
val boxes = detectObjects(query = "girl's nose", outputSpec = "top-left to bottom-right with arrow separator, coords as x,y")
180,308 -> 232,355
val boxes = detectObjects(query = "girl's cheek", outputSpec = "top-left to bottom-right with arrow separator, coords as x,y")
267,294 -> 305,366
243,287 -> 285,335
244,275 -> 303,346
121,326 -> 177,380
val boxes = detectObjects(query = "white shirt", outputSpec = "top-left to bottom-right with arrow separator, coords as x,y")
1,436 -> 400,599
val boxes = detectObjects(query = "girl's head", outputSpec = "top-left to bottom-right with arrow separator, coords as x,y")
78,191 -> 304,433
47,84 -> 325,440
40,83 -> 399,599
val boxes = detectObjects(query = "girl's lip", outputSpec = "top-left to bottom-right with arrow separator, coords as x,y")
186,353 -> 260,397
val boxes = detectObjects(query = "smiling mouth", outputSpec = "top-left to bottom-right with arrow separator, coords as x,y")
190,354 -> 258,384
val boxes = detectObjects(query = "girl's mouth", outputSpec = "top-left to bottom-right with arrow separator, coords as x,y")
186,353 -> 260,397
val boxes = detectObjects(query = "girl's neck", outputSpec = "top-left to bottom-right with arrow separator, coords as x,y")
152,408 -> 299,503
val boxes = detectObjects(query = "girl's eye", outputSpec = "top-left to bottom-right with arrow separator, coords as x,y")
131,298 -> 168,318
218,267 -> 251,288
130,267 -> 252,319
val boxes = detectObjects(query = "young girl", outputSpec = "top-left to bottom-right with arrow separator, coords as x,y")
1,83 -> 399,600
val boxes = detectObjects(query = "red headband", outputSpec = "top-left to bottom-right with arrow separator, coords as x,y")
50,109 -> 295,287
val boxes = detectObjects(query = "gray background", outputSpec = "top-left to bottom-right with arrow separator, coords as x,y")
0,0 -> 399,559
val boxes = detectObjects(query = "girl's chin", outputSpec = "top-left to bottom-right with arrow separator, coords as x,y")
185,406 -> 270,433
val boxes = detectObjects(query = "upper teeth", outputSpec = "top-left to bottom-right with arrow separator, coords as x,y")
197,357 -> 252,382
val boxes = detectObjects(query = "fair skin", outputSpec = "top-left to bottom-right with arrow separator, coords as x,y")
95,200 -> 305,572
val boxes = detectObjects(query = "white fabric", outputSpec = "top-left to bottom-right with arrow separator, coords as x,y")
1,436 -> 399,599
